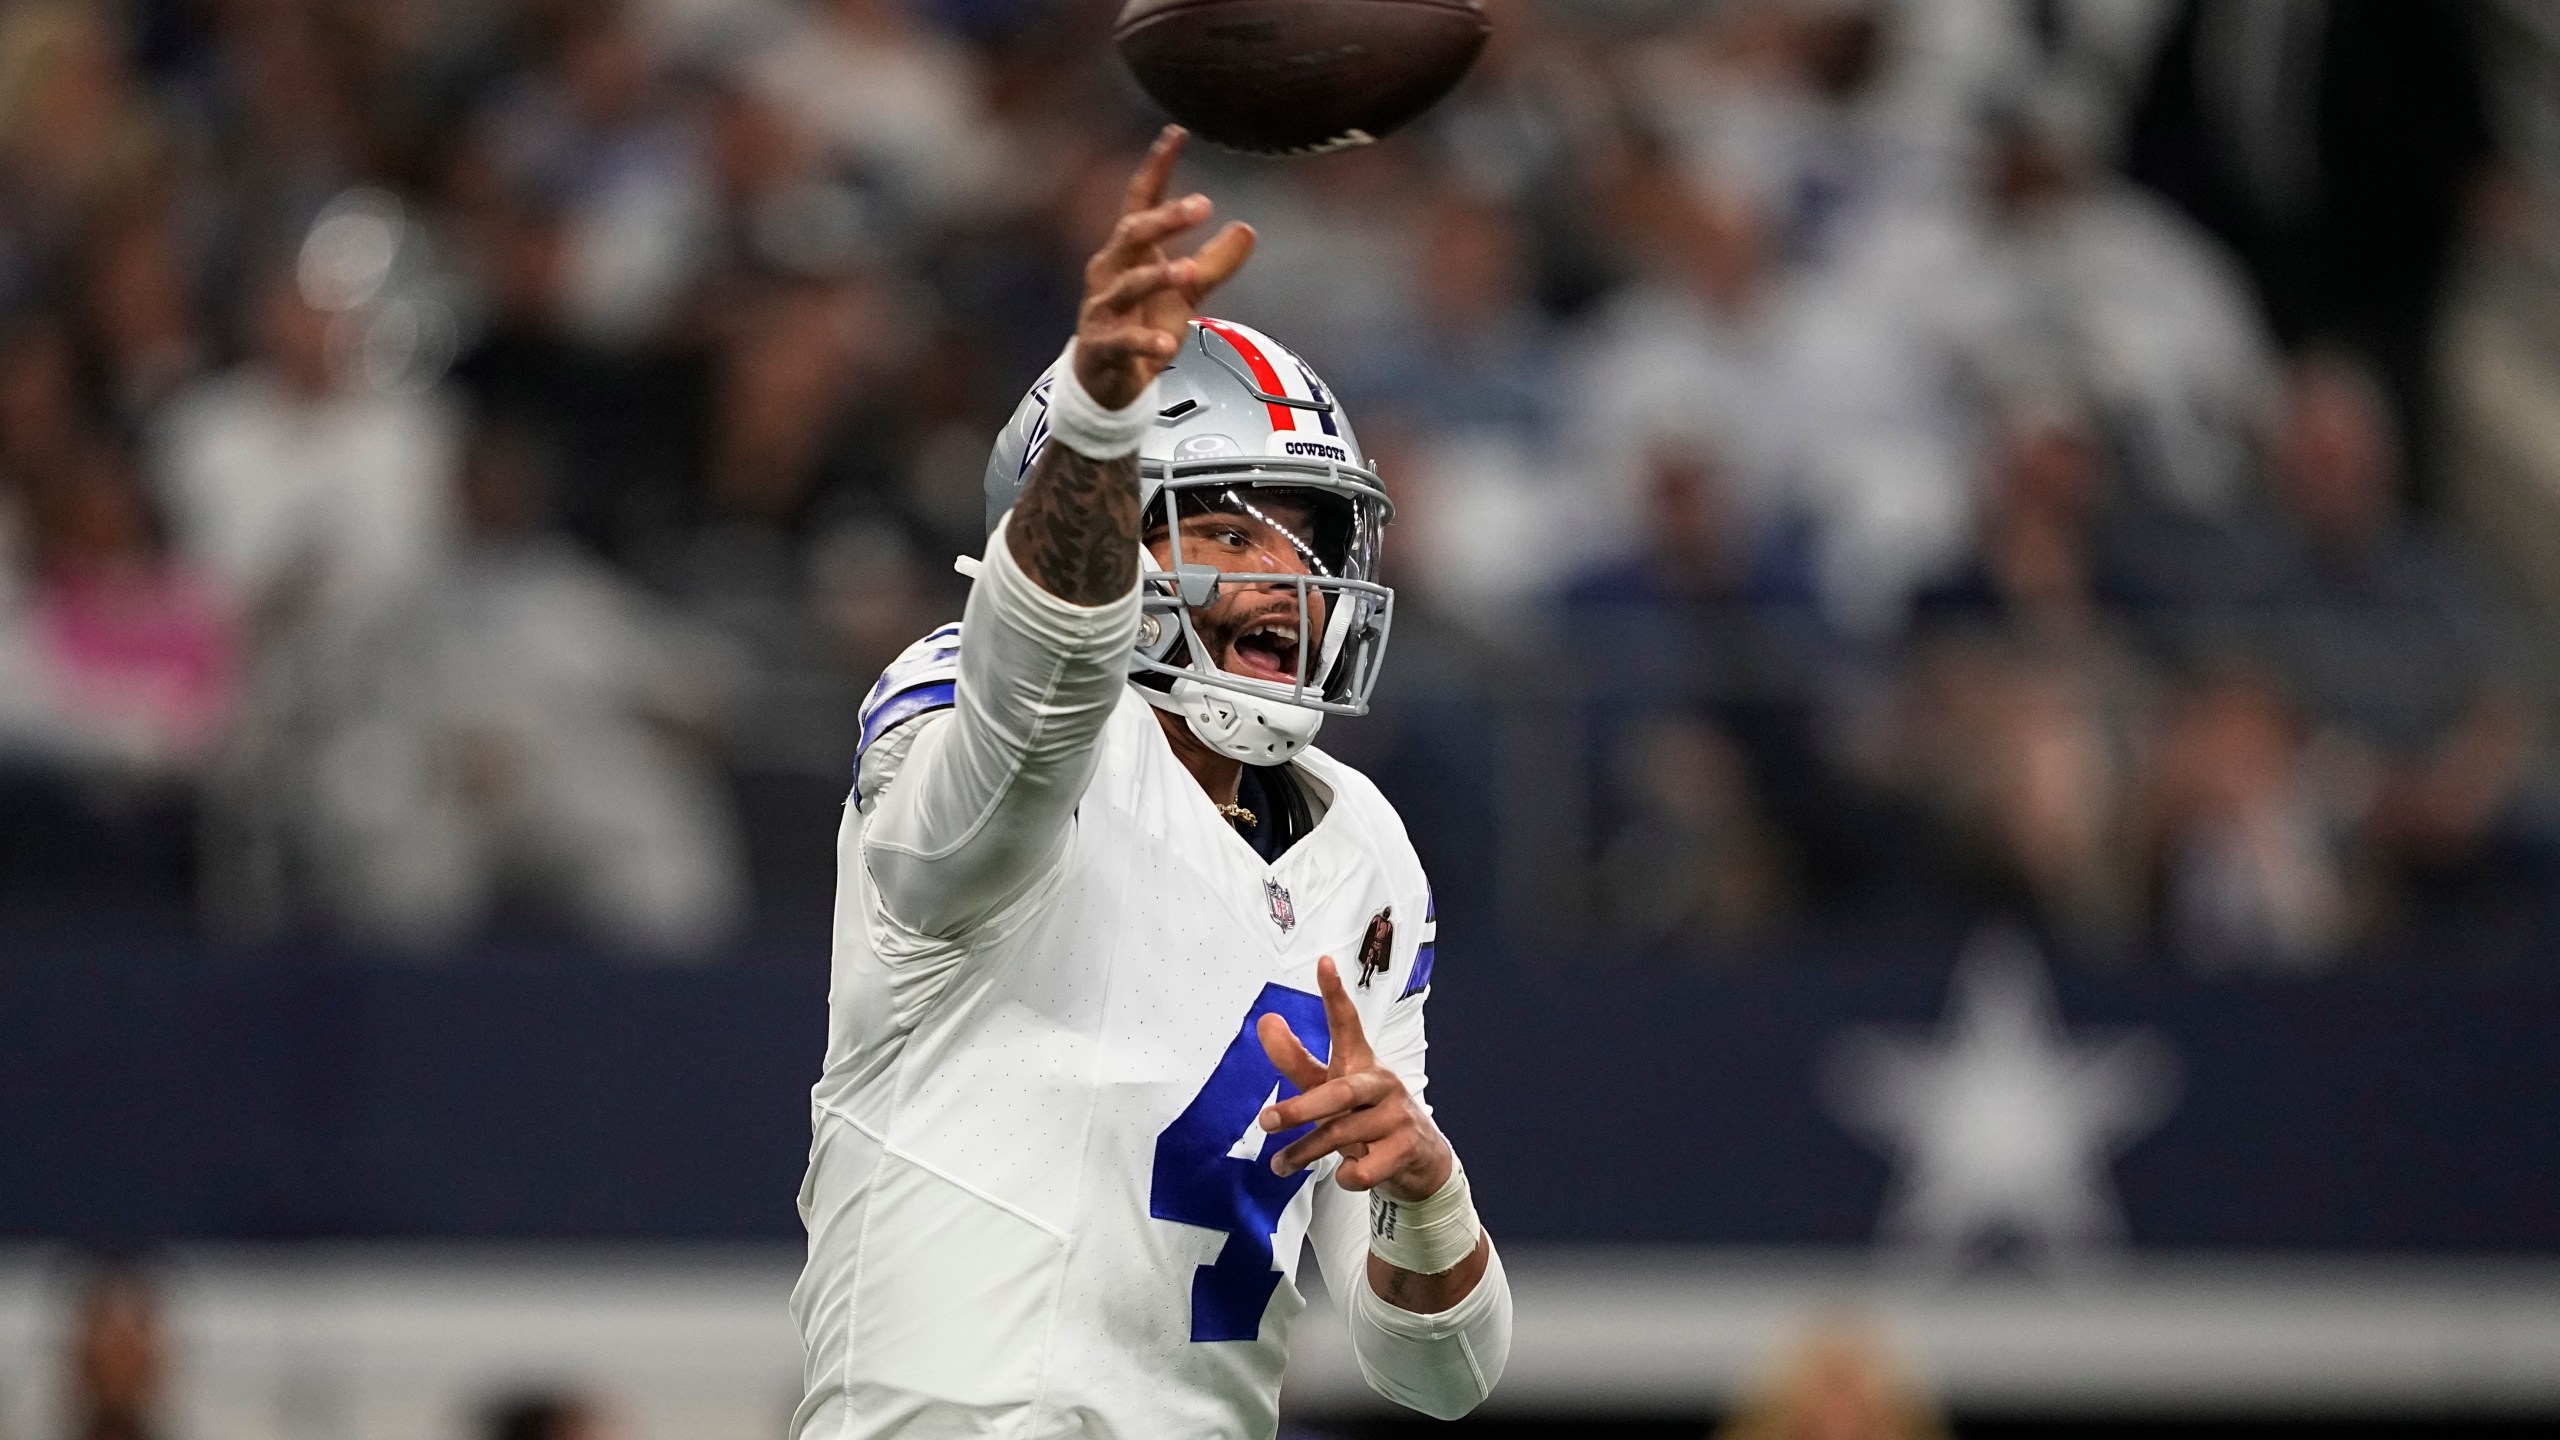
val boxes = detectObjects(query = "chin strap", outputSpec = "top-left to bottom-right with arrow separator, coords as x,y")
1140,677 -> 1325,764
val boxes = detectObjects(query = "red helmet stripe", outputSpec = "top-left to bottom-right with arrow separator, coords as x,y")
1198,318 -> 1299,434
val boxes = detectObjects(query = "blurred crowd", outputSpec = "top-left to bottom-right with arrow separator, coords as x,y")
3,0 -> 2559,969
51,1262 -> 626,1440
57,1260 -> 1937,1440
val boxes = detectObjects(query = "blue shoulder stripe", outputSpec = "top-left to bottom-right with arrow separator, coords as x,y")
856,626 -> 964,782
859,680 -> 956,760
1398,942 -> 1436,1000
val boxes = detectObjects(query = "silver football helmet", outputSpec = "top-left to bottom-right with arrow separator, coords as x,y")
981,318 -> 1395,764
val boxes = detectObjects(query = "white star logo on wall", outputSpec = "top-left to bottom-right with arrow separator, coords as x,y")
1822,927 -> 2180,1271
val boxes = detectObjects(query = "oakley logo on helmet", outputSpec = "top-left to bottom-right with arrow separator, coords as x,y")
1177,433 -> 1242,459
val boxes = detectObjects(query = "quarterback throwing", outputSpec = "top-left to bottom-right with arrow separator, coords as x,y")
790,127 -> 1512,1439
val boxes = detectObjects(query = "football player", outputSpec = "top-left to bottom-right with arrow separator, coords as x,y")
790,127 -> 1511,1439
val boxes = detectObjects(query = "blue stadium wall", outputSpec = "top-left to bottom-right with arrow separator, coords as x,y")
7,928 -> 2556,1253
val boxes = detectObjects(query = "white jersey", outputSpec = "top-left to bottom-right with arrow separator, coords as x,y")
790,525 -> 1474,1440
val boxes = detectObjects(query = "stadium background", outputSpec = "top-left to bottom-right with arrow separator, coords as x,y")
3,0 -> 2559,1436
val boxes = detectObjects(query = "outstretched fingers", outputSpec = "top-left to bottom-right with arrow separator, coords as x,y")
1123,125 -> 1187,215
1086,257 -> 1200,318
1186,221 -> 1257,298
1257,1011 -> 1328,1094
1095,193 -> 1213,279
1270,1105 -> 1402,1177
1259,1067 -> 1395,1134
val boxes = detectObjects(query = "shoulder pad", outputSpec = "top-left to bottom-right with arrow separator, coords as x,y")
857,624 -> 961,787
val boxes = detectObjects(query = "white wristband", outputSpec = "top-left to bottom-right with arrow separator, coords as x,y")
1368,1161 -> 1482,1276
1045,338 -> 1160,460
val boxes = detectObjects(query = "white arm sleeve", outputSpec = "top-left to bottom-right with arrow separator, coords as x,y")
1347,1236 -> 1512,1420
861,511 -> 1139,938
1310,1161 -> 1512,1421
1307,988 -> 1512,1420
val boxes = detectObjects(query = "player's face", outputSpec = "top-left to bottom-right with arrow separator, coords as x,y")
1146,493 -> 1329,689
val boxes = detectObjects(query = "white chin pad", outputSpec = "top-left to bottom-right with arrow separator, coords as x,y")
1171,677 -> 1325,764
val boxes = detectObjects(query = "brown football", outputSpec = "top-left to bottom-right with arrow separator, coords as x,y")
1115,0 -> 1491,157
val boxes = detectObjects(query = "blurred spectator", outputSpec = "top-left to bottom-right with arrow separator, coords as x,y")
1426,0 -> 1611,216
198,0 -> 379,274
700,75 -> 889,301
2141,669 -> 2355,970
1641,0 -> 1952,267
153,265 -> 461,641
748,0 -> 1011,226
706,270 -> 915,528
0,329 -> 215,916
1559,443 -> 1842,944
484,1390 -> 618,1440
1569,138 -> 1791,572
2125,0 -> 2493,503
1915,407 -> 2127,638
1902,409 -> 2157,949
1895,636 -> 2136,951
1346,185 -> 1557,446
1353,184 -> 1575,617
301,425 -> 747,959
0,319 -> 84,571
1970,82 -> 2276,518
0,433 -> 234,772
473,0 -> 713,348
809,518 -> 946,685
1573,115 -> 1990,635
2246,354 -> 2551,951
0,3 -> 178,315
63,1266 -> 168,1440
1712,1315 -> 1949,1440
446,179 -> 707,568
78,209 -> 203,424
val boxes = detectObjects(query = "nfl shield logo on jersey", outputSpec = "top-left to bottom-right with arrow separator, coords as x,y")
1265,877 -> 1297,934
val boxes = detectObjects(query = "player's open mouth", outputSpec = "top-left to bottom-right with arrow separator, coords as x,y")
1229,620 -> 1301,685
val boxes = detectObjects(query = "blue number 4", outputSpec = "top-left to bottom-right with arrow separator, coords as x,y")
1150,984 -> 1331,1342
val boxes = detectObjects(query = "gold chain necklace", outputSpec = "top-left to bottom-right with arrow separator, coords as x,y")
1217,802 -> 1257,830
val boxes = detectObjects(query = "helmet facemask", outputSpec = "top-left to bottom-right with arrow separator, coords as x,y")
1133,457 -> 1395,751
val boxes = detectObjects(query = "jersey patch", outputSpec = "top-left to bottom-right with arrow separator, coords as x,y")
1264,877 -> 1296,934
1356,907 -> 1393,988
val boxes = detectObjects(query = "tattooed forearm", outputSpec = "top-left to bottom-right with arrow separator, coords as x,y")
1367,1242 -> 1490,1314
1009,440 -> 1140,605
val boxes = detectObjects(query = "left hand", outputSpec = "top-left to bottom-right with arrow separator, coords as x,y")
1257,956 -> 1454,1202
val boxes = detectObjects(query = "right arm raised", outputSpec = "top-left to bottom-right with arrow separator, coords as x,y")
862,128 -> 1254,938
